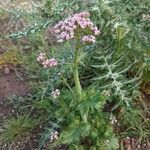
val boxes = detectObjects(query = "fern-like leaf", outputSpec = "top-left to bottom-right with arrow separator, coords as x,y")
93,50 -> 141,107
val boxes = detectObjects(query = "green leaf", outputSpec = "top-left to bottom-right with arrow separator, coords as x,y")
106,137 -> 119,150
61,122 -> 91,144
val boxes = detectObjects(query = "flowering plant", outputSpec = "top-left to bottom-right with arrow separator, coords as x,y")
2,0 -> 148,149
37,12 -> 100,99
36,12 -> 116,149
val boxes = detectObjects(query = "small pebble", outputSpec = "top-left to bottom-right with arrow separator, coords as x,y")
137,145 -> 141,148
4,67 -> 10,75
18,141 -> 21,144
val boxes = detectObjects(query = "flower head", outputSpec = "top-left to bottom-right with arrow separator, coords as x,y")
50,130 -> 59,143
37,53 -> 46,62
37,53 -> 58,68
53,12 -> 100,43
42,58 -> 58,68
51,89 -> 60,99
110,114 -> 118,125
49,58 -> 58,67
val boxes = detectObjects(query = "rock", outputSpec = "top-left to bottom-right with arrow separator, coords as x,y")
4,66 -> 10,75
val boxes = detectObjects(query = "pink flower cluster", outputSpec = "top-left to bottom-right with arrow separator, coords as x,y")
53,12 -> 100,43
51,89 -> 60,99
37,53 -> 57,68
37,53 -> 46,63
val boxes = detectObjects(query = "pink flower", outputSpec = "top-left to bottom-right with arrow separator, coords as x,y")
93,27 -> 101,35
54,29 -> 60,34
53,12 -> 100,43
49,58 -> 58,67
87,21 -> 94,29
61,32 -> 70,40
42,58 -> 58,68
68,22 -> 75,27
51,89 -> 60,99
65,26 -> 72,31
82,35 -> 89,42
37,53 -> 58,68
42,59 -> 50,68
37,53 -> 46,62
90,35 -> 96,43
82,35 -> 96,43
80,12 -> 90,18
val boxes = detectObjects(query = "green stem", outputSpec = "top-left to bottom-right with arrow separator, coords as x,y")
61,75 -> 76,98
73,47 -> 82,98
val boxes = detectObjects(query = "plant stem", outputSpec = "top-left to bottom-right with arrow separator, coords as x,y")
61,74 -> 76,98
73,47 -> 82,98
